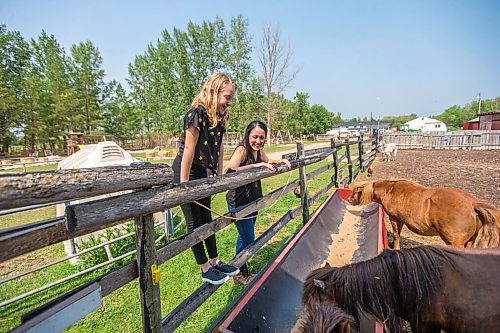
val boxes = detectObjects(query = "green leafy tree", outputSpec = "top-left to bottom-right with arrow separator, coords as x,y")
0,25 -> 30,152
30,31 -> 75,149
306,104 -> 337,134
270,94 -> 294,136
22,60 -> 45,150
128,54 -> 152,145
127,16 -> 257,141
102,81 -> 138,143
225,15 -> 255,132
293,92 -> 309,137
154,31 -> 182,134
70,40 -> 106,132
382,114 -> 417,129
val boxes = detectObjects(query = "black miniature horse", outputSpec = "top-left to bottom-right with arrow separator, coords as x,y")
303,246 -> 500,333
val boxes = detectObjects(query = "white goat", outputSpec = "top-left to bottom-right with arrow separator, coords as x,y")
379,140 -> 398,162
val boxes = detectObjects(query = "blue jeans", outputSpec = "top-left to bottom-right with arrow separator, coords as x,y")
228,204 -> 257,254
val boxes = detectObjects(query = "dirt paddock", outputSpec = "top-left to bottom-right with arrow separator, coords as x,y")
358,149 -> 500,249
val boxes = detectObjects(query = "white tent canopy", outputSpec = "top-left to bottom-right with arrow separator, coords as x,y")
58,141 -> 136,170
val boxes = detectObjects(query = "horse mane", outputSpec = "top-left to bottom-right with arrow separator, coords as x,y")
303,246 -> 452,333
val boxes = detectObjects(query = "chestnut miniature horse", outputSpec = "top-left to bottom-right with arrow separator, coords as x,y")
349,179 -> 499,249
303,246 -> 500,333
292,301 -> 358,333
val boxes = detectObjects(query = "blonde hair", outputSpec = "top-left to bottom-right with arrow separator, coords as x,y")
191,73 -> 236,128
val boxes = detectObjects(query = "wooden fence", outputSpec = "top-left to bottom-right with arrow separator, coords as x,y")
383,130 -> 500,150
0,137 -> 378,332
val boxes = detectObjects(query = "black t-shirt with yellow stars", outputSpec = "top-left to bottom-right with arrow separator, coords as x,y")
177,106 -> 225,175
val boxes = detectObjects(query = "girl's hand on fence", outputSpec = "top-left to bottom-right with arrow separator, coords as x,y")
281,159 -> 292,169
259,162 -> 275,171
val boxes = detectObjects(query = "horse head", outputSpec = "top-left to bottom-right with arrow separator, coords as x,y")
292,301 -> 359,333
348,181 -> 374,205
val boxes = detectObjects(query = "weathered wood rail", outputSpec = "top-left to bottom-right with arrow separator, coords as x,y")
0,137 -> 378,332
384,130 -> 500,150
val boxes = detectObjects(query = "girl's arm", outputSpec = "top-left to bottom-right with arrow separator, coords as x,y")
261,150 -> 292,169
180,125 -> 199,183
224,146 -> 275,172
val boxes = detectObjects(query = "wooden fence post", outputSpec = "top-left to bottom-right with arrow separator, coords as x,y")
358,135 -> 364,172
135,214 -> 162,333
330,139 -> 339,188
297,142 -> 309,225
345,142 -> 353,184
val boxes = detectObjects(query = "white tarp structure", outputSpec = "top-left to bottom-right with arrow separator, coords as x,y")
57,141 -> 136,170
402,117 -> 448,132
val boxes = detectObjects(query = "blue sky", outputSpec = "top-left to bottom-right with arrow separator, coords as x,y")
2,0 -> 499,120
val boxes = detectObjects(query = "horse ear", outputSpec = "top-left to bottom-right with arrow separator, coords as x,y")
313,279 -> 326,290
352,181 -> 369,193
324,262 -> 331,268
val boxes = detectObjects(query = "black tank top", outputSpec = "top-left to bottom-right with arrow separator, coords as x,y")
226,147 -> 263,208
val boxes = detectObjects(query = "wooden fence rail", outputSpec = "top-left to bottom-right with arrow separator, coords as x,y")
0,163 -> 173,210
384,130 -> 500,150
1,137 -> 378,332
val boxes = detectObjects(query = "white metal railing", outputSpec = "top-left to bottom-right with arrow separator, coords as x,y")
0,208 -> 184,308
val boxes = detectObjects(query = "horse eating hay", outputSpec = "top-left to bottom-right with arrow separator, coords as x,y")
292,301 -> 358,333
348,179 -> 500,249
302,246 -> 500,333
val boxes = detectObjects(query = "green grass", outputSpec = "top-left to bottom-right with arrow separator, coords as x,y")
0,206 -> 56,230
0,164 -> 58,173
0,145 -> 356,332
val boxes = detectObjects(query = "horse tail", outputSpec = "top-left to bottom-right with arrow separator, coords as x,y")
474,206 -> 500,248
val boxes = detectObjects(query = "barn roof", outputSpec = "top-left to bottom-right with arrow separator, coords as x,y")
478,111 -> 500,116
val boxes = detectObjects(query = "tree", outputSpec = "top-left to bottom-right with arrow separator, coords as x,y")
435,105 -> 476,131
127,16 -> 258,140
382,114 -> 417,130
259,24 -> 299,145
225,15 -> 256,132
30,31 -> 75,149
128,54 -> 153,145
70,40 -> 106,132
0,25 -> 30,152
293,92 -> 309,137
102,81 -> 138,143
307,104 -> 337,134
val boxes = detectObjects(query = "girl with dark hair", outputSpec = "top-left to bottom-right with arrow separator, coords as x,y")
172,73 -> 239,285
225,120 -> 291,284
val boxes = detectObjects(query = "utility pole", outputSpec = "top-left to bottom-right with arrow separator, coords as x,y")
477,93 -> 482,114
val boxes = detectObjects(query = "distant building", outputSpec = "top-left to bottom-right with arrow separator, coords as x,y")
478,111 -> 500,130
331,120 -> 392,133
463,111 -> 500,130
401,117 -> 447,132
463,117 -> 479,130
